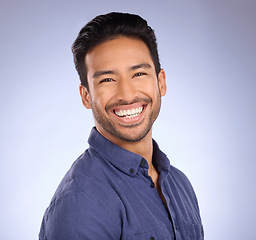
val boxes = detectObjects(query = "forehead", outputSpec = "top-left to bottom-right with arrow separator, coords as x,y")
84,37 -> 154,73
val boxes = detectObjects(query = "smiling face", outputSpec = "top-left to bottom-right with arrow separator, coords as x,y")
80,37 -> 166,145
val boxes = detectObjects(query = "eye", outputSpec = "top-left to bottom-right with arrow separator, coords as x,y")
134,72 -> 147,77
99,78 -> 114,84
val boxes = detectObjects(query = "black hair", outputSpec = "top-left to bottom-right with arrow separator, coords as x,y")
72,12 -> 161,89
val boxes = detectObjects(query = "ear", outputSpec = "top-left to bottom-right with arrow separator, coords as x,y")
79,85 -> 92,109
158,69 -> 167,96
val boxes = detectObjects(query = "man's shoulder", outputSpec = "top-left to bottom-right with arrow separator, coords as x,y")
169,164 -> 189,180
40,148 -> 123,239
48,148 -> 122,210
168,164 -> 195,190
53,149 -> 96,195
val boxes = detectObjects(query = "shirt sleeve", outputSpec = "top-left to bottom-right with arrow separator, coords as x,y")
39,192 -> 121,240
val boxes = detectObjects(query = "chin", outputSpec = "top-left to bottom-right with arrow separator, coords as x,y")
113,126 -> 151,143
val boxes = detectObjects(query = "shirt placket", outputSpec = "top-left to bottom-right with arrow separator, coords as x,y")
160,177 -> 182,239
137,162 -> 175,228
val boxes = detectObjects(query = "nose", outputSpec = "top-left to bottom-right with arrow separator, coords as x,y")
116,78 -> 138,102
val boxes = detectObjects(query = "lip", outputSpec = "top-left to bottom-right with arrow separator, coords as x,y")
110,103 -> 147,125
112,102 -> 145,111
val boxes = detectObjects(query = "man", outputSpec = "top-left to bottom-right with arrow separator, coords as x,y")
39,12 -> 204,240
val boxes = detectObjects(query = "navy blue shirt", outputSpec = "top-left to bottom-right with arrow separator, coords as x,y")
39,127 -> 203,239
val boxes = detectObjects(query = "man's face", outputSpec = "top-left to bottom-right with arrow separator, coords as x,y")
80,37 -> 166,144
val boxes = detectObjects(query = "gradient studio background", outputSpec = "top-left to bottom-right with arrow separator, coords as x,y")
1,0 -> 256,239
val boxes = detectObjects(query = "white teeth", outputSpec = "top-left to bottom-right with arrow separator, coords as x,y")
115,106 -> 143,118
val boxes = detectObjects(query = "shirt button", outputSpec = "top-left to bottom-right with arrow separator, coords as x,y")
174,223 -> 178,230
129,168 -> 135,174
150,182 -> 155,188
150,237 -> 155,240
140,159 -> 146,167
201,226 -> 204,236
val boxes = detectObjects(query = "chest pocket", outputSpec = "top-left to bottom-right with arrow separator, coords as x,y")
128,226 -> 171,240
181,221 -> 204,240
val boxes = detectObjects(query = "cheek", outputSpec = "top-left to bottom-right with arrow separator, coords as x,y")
92,88 -> 114,109
141,82 -> 159,99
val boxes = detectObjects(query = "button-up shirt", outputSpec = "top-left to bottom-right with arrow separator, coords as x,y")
39,127 -> 204,239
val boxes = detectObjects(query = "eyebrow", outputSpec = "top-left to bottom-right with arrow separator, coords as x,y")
93,70 -> 116,79
92,63 -> 152,79
129,63 -> 152,71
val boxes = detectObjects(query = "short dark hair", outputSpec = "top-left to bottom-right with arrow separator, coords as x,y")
72,12 -> 161,89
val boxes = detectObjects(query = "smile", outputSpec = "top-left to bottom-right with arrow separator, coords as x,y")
114,106 -> 144,119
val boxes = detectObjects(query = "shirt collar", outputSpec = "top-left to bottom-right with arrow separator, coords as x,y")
88,127 -> 170,176
152,140 -> 170,173
88,127 -> 143,177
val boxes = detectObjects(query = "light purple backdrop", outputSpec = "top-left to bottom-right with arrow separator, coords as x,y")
1,0 -> 255,239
